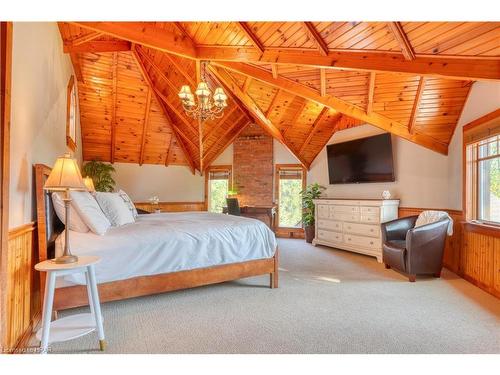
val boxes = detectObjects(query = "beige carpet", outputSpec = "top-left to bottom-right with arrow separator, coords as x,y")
33,239 -> 500,354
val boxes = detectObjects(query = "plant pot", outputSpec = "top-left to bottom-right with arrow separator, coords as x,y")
304,225 -> 315,243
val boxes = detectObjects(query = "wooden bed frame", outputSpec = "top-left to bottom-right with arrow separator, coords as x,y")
35,164 -> 279,311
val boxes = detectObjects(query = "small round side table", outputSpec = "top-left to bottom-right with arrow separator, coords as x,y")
35,256 -> 106,354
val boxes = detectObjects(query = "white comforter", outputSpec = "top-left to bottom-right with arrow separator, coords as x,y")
56,212 -> 277,286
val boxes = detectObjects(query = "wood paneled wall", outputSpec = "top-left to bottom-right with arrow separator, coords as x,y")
5,222 -> 40,352
398,207 -> 463,272
399,207 -> 499,298
134,201 -> 205,213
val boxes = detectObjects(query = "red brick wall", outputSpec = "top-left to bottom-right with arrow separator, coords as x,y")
233,123 -> 274,206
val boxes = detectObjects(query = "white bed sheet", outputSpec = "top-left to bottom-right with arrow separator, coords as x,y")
55,212 -> 277,287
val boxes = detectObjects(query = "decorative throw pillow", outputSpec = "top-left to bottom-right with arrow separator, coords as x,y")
117,189 -> 138,218
51,192 -> 89,233
95,192 -> 135,227
70,191 -> 111,235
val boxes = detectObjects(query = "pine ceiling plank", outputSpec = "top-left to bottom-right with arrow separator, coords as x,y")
367,72 -> 376,114
110,52 -> 118,163
298,107 -> 330,154
139,89 -> 152,165
131,47 -> 197,173
214,61 -> 449,155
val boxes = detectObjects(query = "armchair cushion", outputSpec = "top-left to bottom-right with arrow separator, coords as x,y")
381,215 -> 418,242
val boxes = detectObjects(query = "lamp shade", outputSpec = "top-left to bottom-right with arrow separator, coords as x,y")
44,153 -> 86,191
83,176 -> 96,192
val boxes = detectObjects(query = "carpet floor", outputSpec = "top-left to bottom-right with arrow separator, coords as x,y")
36,239 -> 500,354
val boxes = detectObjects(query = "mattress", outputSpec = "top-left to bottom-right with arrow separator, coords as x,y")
55,211 -> 277,287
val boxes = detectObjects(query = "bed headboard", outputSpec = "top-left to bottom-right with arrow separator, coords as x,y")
35,163 -> 64,262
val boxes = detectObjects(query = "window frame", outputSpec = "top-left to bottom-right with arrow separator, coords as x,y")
274,164 -> 307,230
463,109 -> 500,227
204,165 -> 232,212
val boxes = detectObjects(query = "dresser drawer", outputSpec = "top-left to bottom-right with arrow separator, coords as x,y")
360,214 -> 380,224
343,222 -> 380,238
317,204 -> 329,219
317,219 -> 342,232
332,205 -> 359,214
344,234 -> 379,249
317,230 -> 343,244
361,206 -> 380,216
332,212 -> 360,222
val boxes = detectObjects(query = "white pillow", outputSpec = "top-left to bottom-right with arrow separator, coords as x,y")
95,192 -> 135,227
70,191 -> 111,235
117,190 -> 138,218
51,193 -> 89,233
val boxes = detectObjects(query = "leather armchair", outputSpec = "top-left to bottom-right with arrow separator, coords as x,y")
381,215 -> 450,282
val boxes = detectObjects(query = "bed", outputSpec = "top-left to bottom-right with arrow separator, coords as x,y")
35,164 -> 279,311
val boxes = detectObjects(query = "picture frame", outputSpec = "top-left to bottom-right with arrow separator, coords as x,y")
66,75 -> 77,152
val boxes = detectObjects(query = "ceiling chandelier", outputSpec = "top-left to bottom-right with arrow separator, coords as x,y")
178,61 -> 228,123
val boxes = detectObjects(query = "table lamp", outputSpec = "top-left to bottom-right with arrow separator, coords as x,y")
83,176 -> 96,194
44,153 -> 86,264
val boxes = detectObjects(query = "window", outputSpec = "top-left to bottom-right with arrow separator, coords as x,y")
205,166 -> 232,213
466,134 -> 500,224
275,165 -> 306,228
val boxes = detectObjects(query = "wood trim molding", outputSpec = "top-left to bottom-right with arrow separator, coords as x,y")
0,21 -> 12,352
462,221 -> 500,238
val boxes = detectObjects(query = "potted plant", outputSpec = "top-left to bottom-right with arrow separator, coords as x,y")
81,160 -> 116,192
300,183 -> 326,243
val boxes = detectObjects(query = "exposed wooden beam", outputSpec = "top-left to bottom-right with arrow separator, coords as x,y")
208,65 -> 311,168
131,46 -> 196,174
72,22 -> 499,81
110,52 -> 118,163
70,31 -> 103,46
302,22 -> 329,56
197,47 -> 500,81
298,107 -> 329,154
139,89 -> 152,165
388,22 -> 416,61
408,77 -> 427,134
69,53 -> 84,82
243,77 -> 252,92
320,68 -> 327,97
367,72 -> 376,114
203,119 -> 250,170
271,64 -> 278,79
163,52 -> 195,87
203,114 -> 246,160
237,22 -> 264,54
73,22 -> 197,59
64,40 -> 131,54
213,61 -> 448,154
203,106 -> 238,142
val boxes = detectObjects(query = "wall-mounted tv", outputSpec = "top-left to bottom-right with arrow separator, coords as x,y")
327,133 -> 395,184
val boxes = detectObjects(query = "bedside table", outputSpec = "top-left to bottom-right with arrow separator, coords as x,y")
35,256 -> 106,354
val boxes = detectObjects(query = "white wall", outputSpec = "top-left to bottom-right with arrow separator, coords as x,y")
112,163 -> 204,202
446,81 -> 500,210
274,139 -> 300,164
307,125 -> 451,208
9,22 -> 81,228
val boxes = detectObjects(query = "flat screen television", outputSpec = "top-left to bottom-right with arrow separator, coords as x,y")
327,133 -> 395,184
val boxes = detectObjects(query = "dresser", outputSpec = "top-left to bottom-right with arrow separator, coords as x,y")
312,199 -> 399,262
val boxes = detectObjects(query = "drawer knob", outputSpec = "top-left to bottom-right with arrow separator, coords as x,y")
370,241 -> 374,245
370,229 -> 374,232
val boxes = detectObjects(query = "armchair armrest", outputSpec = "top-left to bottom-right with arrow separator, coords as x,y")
381,215 -> 418,242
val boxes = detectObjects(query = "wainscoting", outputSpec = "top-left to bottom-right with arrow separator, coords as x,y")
5,222 -> 40,352
399,207 -> 499,298
134,201 -> 205,213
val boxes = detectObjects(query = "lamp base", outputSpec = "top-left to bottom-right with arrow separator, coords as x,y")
53,254 -> 79,264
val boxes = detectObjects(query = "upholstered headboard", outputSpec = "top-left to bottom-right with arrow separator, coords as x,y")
34,164 -> 64,262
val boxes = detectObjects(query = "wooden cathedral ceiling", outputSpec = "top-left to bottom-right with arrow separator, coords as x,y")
58,22 -> 500,172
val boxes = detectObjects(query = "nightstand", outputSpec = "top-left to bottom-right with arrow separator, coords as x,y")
35,256 -> 106,354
